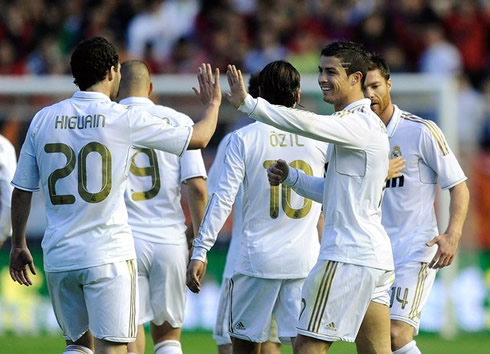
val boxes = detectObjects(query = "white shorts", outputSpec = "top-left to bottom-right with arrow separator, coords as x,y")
228,273 -> 304,344
213,277 -> 280,345
135,238 -> 188,328
46,259 -> 138,343
390,262 -> 436,334
297,260 -> 394,342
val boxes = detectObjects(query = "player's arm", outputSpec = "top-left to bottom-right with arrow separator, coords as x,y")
226,65 -> 367,149
184,176 -> 208,249
188,63 -> 222,149
427,181 -> 469,269
420,123 -> 470,268
186,133 -> 244,293
268,159 -> 324,203
0,146 -> 16,247
9,188 -> 36,286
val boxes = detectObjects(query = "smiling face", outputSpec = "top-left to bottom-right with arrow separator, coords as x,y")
364,68 -> 393,124
318,55 -> 362,111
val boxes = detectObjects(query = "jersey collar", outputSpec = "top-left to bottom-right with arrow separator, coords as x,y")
342,98 -> 371,111
386,105 -> 402,138
119,97 -> 154,106
72,91 -> 111,101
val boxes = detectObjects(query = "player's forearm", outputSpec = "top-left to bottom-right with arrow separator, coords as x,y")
186,178 -> 208,236
10,188 -> 33,248
188,102 -> 220,149
191,192 -> 233,261
284,168 -> 324,203
446,181 -> 470,239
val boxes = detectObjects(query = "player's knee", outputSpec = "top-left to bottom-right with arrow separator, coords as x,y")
390,323 -> 414,351
154,339 -> 183,354
63,344 -> 94,354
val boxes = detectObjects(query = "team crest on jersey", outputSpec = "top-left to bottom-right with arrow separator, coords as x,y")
391,145 -> 402,159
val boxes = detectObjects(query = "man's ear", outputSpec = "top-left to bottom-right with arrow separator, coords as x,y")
351,71 -> 362,86
149,81 -> 154,96
108,65 -> 116,82
296,88 -> 301,104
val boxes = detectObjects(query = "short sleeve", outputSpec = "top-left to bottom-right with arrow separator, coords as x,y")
129,109 -> 192,157
420,122 -> 467,190
11,127 -> 40,192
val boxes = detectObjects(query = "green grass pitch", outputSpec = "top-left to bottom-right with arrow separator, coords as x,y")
0,331 -> 488,353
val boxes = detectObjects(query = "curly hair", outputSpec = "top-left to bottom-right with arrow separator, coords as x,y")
70,37 -> 119,90
258,60 -> 300,108
321,40 -> 369,87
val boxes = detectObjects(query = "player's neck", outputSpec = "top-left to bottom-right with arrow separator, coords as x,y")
380,103 -> 395,126
85,80 -> 112,99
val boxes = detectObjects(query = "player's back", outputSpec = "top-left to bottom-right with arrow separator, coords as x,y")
122,98 -> 202,244
14,91 -> 190,272
230,122 -> 327,279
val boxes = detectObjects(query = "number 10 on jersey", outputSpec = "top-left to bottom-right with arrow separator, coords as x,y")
263,160 -> 313,219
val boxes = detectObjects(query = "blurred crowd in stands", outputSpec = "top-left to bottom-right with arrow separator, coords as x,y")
0,0 -> 489,149
1,0 -> 490,248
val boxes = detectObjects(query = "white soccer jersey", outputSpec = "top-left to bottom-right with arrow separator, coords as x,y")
382,105 -> 467,264
12,91 -> 192,272
0,134 -> 16,241
206,133 -> 243,278
193,121 -> 327,279
239,95 -> 394,271
120,97 -> 206,244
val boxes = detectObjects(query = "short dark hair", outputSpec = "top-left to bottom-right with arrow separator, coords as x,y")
248,71 -> 260,99
70,37 -> 119,90
321,40 -> 368,87
258,60 -> 300,108
368,53 -> 391,80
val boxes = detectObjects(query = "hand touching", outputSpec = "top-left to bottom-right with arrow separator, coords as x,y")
267,159 -> 289,186
225,65 -> 248,108
193,63 -> 221,106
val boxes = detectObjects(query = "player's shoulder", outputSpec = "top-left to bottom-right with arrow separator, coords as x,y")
0,134 -> 14,151
149,104 -> 193,126
398,109 -> 442,135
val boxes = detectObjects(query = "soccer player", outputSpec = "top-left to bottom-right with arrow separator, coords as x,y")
187,60 -> 327,354
210,73 -> 281,354
227,41 -> 394,354
117,60 -> 208,354
364,54 -> 470,354
0,133 -> 16,247
9,36 -> 221,354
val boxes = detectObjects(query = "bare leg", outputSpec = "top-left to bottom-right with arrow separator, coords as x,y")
261,340 -> 281,354
65,331 -> 94,351
217,343 -> 233,354
294,334 -> 331,354
232,337 -> 261,354
127,324 -> 146,353
391,320 -> 416,352
355,301 -> 391,354
151,321 -> 182,353
94,338 -> 127,354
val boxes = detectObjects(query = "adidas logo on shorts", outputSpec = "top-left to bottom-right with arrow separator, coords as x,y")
236,322 -> 246,330
325,322 -> 336,331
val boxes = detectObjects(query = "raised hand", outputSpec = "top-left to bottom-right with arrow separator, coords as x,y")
267,159 -> 289,186
10,247 -> 36,286
193,63 -> 222,106
225,64 -> 248,108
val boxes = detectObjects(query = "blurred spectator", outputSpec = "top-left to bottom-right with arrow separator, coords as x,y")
127,0 -> 200,62
443,0 -> 489,88
243,24 -> 287,74
418,21 -> 462,75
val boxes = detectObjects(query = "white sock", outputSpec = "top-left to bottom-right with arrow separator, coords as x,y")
63,344 -> 94,354
393,340 -> 421,354
154,339 -> 183,354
